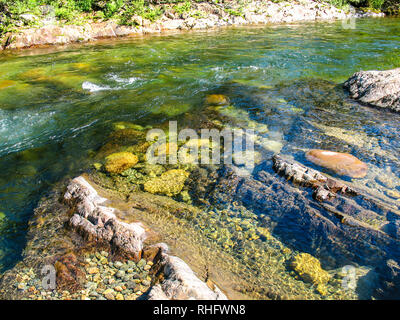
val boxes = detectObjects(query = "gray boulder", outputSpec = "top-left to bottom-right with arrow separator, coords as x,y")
343,68 -> 400,112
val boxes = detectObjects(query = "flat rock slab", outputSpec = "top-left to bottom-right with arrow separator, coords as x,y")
344,68 -> 400,112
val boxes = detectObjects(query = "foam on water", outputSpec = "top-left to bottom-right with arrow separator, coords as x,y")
82,81 -> 111,92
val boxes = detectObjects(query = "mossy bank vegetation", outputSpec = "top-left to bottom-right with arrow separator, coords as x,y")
0,0 -> 399,38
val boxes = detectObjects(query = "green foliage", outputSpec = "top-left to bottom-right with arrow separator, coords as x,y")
76,0 -> 93,11
104,0 -> 124,18
142,7 -> 163,21
369,0 -> 385,9
173,1 -> 191,14
119,0 -> 163,25
225,8 -> 244,17
1,0 -> 399,40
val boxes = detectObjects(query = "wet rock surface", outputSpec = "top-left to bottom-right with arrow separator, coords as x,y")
208,159 -> 400,272
305,149 -> 367,178
0,175 -> 228,300
344,68 -> 400,112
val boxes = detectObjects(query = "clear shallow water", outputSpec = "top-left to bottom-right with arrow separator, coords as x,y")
0,17 -> 400,275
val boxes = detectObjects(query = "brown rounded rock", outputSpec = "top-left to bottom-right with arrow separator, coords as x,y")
305,149 -> 367,178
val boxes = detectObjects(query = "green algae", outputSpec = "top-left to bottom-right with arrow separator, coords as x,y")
105,152 -> 139,174
144,169 -> 189,196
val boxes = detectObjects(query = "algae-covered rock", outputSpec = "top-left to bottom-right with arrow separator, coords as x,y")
112,122 -> 150,131
205,94 -> 230,106
290,253 -> 331,286
0,80 -> 16,89
144,169 -> 189,196
105,152 -> 139,174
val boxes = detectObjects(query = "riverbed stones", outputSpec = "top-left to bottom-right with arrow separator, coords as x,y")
344,68 -> 400,112
105,152 -> 139,174
305,149 -> 367,178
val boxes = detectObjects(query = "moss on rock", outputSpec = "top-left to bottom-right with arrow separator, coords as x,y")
144,169 -> 189,196
105,152 -> 139,174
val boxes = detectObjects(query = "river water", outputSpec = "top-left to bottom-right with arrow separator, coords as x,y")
0,17 -> 400,298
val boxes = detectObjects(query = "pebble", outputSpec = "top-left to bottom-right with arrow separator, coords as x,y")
127,281 -> 136,290
103,289 -> 115,300
142,280 -> 150,286
87,267 -> 99,274
143,264 -> 151,271
101,251 -> 109,257
114,286 -> 123,292
17,283 -> 26,290
137,259 -> 147,269
115,293 -> 124,300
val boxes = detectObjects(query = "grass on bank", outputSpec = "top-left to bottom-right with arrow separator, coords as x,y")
0,0 -> 399,38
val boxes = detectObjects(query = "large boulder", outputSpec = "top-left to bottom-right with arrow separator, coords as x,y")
343,68 -> 400,112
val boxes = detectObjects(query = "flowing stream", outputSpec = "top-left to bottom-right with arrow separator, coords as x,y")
0,17 -> 400,298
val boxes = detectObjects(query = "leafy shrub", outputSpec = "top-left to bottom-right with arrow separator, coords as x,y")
173,1 -> 191,14
76,0 -> 94,11
369,0 -> 385,9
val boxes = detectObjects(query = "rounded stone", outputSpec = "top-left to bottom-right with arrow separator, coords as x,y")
305,149 -> 367,178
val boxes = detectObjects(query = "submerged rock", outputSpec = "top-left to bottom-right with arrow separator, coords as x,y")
0,80 -> 16,89
290,253 -> 331,286
273,154 -> 357,201
374,259 -> 400,299
105,152 -> 139,174
344,68 -> 400,112
144,169 -> 189,196
305,149 -> 367,178
205,94 -> 230,106
209,161 -> 400,272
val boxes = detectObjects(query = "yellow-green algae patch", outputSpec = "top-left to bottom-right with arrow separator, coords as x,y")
144,169 -> 189,196
152,103 -> 192,117
105,152 -> 139,174
290,253 -> 331,286
205,94 -> 230,106
0,80 -> 17,89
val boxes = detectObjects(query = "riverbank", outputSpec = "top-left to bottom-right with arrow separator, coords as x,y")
1,0 -> 384,50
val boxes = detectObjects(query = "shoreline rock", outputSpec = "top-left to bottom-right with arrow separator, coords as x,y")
1,0 -> 383,51
344,68 -> 400,113
64,175 -> 227,300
